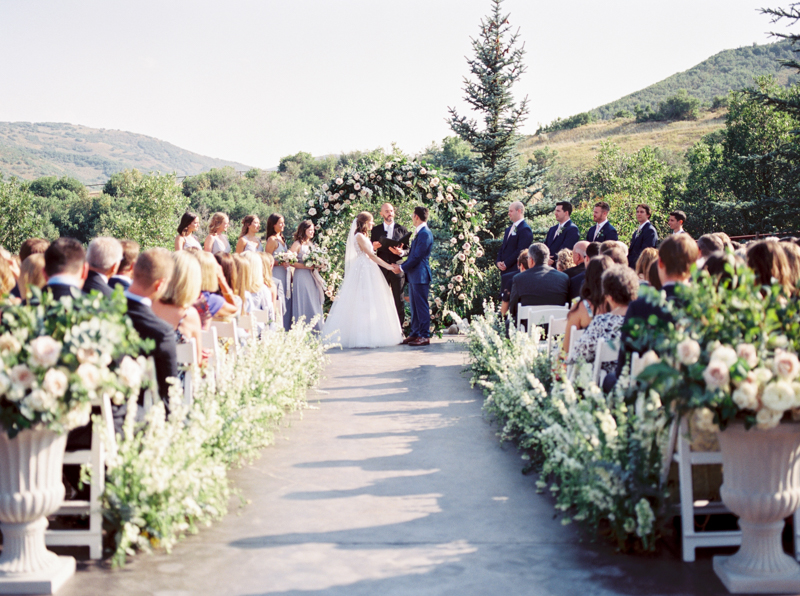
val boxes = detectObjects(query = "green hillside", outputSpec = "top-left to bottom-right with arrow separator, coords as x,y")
0,122 -> 252,185
592,40 -> 798,120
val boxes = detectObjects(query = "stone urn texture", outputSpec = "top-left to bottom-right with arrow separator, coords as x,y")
714,423 -> 800,594
0,427 -> 75,594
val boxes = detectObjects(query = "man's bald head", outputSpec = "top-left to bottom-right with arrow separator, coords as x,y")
508,202 -> 524,223
380,203 -> 395,223
572,241 -> 589,265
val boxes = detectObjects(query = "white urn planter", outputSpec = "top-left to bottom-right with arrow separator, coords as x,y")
714,423 -> 800,594
0,427 -> 75,595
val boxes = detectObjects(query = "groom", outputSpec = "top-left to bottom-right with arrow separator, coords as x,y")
392,206 -> 433,346
371,202 -> 408,326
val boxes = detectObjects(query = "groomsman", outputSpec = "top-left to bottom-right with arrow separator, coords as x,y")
544,201 -> 580,265
627,204 -> 659,268
585,201 -> 618,243
370,203 -> 408,326
496,202 -> 533,315
668,210 -> 687,234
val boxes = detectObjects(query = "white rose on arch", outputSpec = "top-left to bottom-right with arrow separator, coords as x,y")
335,178 -> 344,185
450,238 -> 457,245
430,177 -> 440,187
308,208 -> 317,216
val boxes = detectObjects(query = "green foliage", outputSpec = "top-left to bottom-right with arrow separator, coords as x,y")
0,175 -> 53,251
96,170 -> 189,249
537,111 -> 596,134
635,90 -> 701,123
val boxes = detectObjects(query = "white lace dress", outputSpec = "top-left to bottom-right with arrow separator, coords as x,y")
322,233 -> 403,348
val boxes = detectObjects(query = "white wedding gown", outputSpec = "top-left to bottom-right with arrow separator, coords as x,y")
322,231 -> 403,348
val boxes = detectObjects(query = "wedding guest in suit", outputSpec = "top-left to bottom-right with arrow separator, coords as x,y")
500,250 -> 531,311
601,243 -> 628,267
109,240 -> 139,291
668,210 -> 686,235
508,243 -> 570,325
175,212 -> 202,251
586,242 -> 601,259
393,207 -> 434,346
634,247 -> 659,285
43,238 -> 88,301
556,249 -> 574,273
152,251 -> 203,365
604,234 -> 699,393
370,202 -> 409,326
565,241 -> 589,279
544,201 -> 580,265
125,248 -> 178,413
627,204 -> 658,268
84,237 -> 123,298
204,212 -> 231,254
17,254 -> 46,304
564,255 -> 614,354
497,201 -> 533,315
586,201 -> 618,243
11,238 -> 49,299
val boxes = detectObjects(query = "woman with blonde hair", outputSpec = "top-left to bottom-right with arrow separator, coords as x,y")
232,255 -> 251,308
556,249 -> 573,273
152,251 -> 203,364
17,253 -> 46,303
204,212 -> 231,254
259,252 -> 282,323
193,251 -> 238,328
241,252 -> 276,325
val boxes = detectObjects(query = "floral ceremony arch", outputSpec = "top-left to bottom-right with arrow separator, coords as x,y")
304,157 -> 485,332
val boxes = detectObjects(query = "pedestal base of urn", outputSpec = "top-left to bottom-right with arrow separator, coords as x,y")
714,554 -> 800,594
0,556 -> 75,595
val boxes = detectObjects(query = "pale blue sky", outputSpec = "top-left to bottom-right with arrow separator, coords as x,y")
0,0 -> 785,168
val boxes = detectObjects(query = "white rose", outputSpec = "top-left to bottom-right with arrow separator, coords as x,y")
353,183 -> 361,191
9,364 -> 35,389
772,335 -> 790,348
448,283 -> 454,290
476,250 -> 484,258
420,167 -> 427,175
451,217 -> 457,223
434,297 -> 442,306
446,185 -> 454,193
407,171 -> 414,179
458,233 -> 464,240
450,238 -> 457,245
404,181 -> 412,187
353,173 -> 360,181
446,193 -> 454,202
732,381 -> 759,410
308,200 -> 314,207
25,388 -> 55,412
385,162 -> 393,168
64,401 -> 92,430
469,257 -> 475,263
118,356 -> 142,389
0,333 -> 21,354
29,336 -> 62,368
335,178 -> 343,185
753,367 -> 774,385
736,343 -> 759,369
774,350 -> 800,381
756,407 -> 784,430
369,173 -> 375,179
459,293 -> 467,301
323,209 -> 330,215
676,339 -> 701,366
463,243 -> 471,251
455,285 -> 461,291
42,368 -> 69,398
426,193 -> 433,199
322,184 -> 329,191
333,192 -> 340,199
454,275 -> 463,282
430,177 -> 440,187
308,208 -> 317,216
703,359 -> 730,392
458,253 -> 466,261
762,380 -> 796,412
349,193 -> 355,200
710,345 -> 738,368
77,363 -> 101,390
632,350 -> 661,378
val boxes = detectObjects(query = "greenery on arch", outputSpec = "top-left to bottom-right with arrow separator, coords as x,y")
305,157 -> 486,331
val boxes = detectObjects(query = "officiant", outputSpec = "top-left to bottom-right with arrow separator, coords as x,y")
371,202 -> 408,326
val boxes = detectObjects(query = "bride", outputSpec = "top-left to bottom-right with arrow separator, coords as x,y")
323,212 -> 403,348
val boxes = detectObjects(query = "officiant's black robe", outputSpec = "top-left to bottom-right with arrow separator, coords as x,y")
371,222 -> 409,326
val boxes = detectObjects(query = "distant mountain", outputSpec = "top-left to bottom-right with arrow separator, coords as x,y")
591,40 -> 799,120
0,122 -> 253,184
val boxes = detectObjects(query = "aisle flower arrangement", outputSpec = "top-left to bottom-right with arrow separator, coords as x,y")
101,321 -> 325,566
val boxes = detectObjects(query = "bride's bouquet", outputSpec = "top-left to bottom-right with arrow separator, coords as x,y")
303,246 -> 330,272
274,251 -> 298,267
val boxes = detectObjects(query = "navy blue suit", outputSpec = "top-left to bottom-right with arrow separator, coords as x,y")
544,220 -> 580,257
401,225 -> 434,339
628,221 -> 659,268
497,220 -> 533,300
586,222 -> 619,243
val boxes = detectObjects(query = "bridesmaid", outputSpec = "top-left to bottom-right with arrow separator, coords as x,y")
235,214 -> 262,253
264,213 -> 292,330
175,212 -> 202,251
289,220 -> 323,334
204,212 -> 231,254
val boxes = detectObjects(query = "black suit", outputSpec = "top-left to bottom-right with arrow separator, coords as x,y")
126,297 -> 178,413
564,262 -> 585,280
628,221 -> 659,268
83,270 -> 113,297
497,220 -> 533,301
371,221 -> 409,325
45,282 -> 83,301
508,265 -> 570,322
109,275 -> 132,291
569,271 -> 585,302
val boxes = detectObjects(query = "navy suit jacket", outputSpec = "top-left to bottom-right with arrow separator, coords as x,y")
401,225 -> 433,285
508,265 -> 570,321
586,222 -> 619,243
109,275 -> 132,291
628,221 -> 659,268
497,220 -> 533,271
544,220 -> 580,256
83,270 -> 113,298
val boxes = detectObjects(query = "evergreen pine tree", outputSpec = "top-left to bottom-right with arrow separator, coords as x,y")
448,0 -> 545,238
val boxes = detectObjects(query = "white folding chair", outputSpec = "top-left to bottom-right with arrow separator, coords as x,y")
237,313 -> 254,333
251,309 -> 270,326
591,338 -> 619,386
565,325 -> 585,381
141,356 -> 158,413
175,337 -> 197,406
45,395 -> 117,560
517,305 -> 569,336
546,315 -> 569,357
201,326 -> 220,378
211,319 -> 239,356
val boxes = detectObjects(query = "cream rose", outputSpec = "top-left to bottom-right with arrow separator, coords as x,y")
458,293 -> 467,301
118,356 -> 142,389
353,183 -> 361,191
9,364 -> 35,389
756,407 -> 784,430
42,368 -> 69,398
64,401 -> 92,430
753,367 -> 774,385
430,177 -> 440,187
29,336 -> 61,368
710,345 -> 738,368
703,359 -> 730,392
762,380 -> 796,412
732,381 -> 759,410
0,333 -> 21,354
736,343 -> 759,369
454,275 -> 463,282
25,389 -> 55,412
77,363 -> 101,390
420,167 -> 427,175
335,177 -> 344,185
676,338 -> 701,366
308,208 -> 317,216
774,350 -> 800,381
632,350 -> 661,378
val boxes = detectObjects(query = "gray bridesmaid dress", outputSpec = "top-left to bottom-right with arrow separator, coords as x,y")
271,237 -> 293,331
291,243 -> 324,334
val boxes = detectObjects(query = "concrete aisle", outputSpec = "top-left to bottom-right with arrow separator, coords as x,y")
61,338 -> 728,596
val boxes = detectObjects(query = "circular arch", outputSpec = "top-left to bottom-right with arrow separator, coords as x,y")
303,157 -> 485,331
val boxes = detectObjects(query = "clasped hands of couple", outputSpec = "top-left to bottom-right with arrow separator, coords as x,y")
371,240 -> 405,275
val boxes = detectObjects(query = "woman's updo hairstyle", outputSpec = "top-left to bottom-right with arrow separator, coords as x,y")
355,212 -> 373,235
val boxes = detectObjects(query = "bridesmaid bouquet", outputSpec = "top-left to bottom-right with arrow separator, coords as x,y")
303,246 -> 330,272
274,251 -> 298,266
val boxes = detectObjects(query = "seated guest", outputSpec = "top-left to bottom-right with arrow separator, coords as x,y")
232,254 -> 252,312
152,252 -> 203,365
780,242 -> 800,292
565,241 -> 588,279
585,242 -> 601,259
567,265 -> 639,374
194,251 -> 238,327
84,237 -> 123,297
125,248 -> 178,414
17,254 -> 46,304
556,249 -> 574,273
509,243 -> 570,326
567,242 -> 591,301
109,240 -> 140,291
601,244 -> 628,266
259,252 -> 282,326
215,253 -> 243,317
241,252 -> 275,322
43,238 -> 88,300
696,234 -> 724,267
11,238 -> 49,298
668,210 -> 687,235
627,204 -> 659,268
497,201 -> 533,315
604,234 -> 699,393
714,232 -> 733,251
747,240 -> 794,295
703,251 -> 743,288
501,250 -> 530,311
564,255 -> 614,354
648,261 -> 663,290
635,247 -> 659,285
